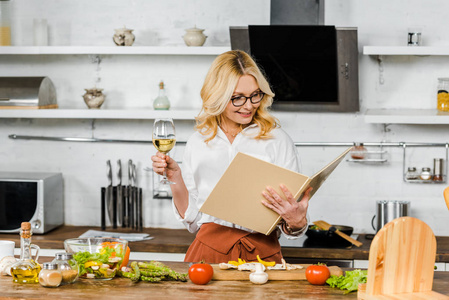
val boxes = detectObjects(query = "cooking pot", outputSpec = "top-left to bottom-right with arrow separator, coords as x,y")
371,200 -> 410,232
305,225 -> 353,247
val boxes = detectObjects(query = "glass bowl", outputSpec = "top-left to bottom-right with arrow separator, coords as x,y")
64,238 -> 128,280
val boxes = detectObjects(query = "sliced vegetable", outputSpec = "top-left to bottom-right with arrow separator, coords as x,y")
117,260 -> 187,283
256,255 -> 276,267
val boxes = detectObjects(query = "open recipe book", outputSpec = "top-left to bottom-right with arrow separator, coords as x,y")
199,147 -> 351,235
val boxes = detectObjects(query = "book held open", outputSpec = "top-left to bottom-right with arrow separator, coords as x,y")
199,147 -> 351,235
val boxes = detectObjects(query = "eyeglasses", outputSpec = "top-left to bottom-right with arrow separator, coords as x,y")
230,92 -> 265,107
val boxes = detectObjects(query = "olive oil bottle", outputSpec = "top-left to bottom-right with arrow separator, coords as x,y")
10,222 -> 41,283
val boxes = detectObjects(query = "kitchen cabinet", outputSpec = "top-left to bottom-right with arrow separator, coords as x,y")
363,46 -> 449,124
0,46 -> 230,120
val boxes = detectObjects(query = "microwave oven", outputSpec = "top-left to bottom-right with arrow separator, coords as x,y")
0,172 -> 64,234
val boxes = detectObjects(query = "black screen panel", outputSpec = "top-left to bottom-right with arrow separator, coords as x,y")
0,182 -> 37,230
248,25 -> 339,105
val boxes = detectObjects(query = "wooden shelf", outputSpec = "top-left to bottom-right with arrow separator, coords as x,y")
363,46 -> 449,56
364,109 -> 449,124
0,46 -> 231,55
0,109 -> 199,120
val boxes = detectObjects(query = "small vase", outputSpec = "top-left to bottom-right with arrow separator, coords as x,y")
113,27 -> 135,46
83,88 -> 105,109
183,26 -> 207,47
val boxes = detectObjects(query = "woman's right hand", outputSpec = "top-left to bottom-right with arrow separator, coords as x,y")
151,152 -> 181,181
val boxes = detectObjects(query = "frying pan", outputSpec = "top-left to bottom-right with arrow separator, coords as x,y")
305,224 -> 353,247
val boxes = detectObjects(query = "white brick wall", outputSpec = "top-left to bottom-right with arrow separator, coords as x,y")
1,0 -> 448,236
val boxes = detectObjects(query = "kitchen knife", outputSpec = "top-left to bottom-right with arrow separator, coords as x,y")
128,159 -> 134,229
117,159 -> 123,227
106,160 -> 113,227
101,187 -> 106,230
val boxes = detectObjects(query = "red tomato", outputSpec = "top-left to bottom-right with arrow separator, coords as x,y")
305,264 -> 330,285
188,262 -> 214,285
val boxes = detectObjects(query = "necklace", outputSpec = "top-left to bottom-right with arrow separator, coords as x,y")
220,125 -> 241,137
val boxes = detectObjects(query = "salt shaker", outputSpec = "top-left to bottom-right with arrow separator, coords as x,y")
405,167 -> 419,180
420,167 -> 432,181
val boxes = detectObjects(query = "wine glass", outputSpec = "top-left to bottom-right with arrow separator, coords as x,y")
152,118 -> 176,185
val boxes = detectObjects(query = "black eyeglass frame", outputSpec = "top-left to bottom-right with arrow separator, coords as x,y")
230,92 -> 265,107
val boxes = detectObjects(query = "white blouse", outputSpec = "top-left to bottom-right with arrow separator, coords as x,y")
172,124 -> 308,239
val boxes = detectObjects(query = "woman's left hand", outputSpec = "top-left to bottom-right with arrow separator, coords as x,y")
261,184 -> 311,231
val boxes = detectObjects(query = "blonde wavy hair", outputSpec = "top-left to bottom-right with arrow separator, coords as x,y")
195,50 -> 278,143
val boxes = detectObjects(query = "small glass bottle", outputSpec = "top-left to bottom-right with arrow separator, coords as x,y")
420,167 -> 432,181
39,263 -> 62,288
153,80 -> 171,110
10,222 -> 41,284
0,0 -> 11,46
405,167 -> 419,180
350,142 -> 367,159
52,252 -> 79,284
437,78 -> 449,112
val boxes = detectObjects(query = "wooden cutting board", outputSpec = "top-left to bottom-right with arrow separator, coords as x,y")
211,264 -> 343,281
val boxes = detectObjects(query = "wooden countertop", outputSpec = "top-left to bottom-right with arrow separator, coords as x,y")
1,226 -> 449,262
1,262 -> 448,299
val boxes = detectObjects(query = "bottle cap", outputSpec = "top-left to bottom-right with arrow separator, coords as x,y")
55,252 -> 73,260
21,222 -> 31,230
42,262 -> 58,270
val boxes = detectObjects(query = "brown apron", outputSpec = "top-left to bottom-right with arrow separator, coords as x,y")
184,223 -> 283,264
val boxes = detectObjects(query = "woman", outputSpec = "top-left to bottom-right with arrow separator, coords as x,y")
152,50 -> 310,264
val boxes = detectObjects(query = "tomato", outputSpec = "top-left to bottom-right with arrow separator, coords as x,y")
188,262 -> 214,285
305,264 -> 330,285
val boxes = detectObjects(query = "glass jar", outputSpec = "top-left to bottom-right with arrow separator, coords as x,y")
405,167 -> 419,180
39,263 -> 62,288
437,78 -> 449,112
0,0 -> 11,46
433,158 -> 444,182
51,252 -> 79,284
420,167 -> 432,181
350,142 -> 367,159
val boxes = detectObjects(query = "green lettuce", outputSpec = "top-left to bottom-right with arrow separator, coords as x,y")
326,269 -> 368,294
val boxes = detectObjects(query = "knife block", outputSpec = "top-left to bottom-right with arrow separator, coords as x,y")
357,217 -> 448,299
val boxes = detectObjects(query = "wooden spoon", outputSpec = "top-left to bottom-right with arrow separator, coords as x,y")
444,186 -> 449,210
313,220 -> 363,247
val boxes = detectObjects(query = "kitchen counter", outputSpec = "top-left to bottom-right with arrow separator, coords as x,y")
1,262 -> 448,299
1,226 -> 449,263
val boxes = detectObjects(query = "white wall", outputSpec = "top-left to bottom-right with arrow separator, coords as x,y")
1,0 -> 448,236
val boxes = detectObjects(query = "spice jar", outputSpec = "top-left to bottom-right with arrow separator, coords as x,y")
350,143 -> 367,159
433,158 -> 444,182
437,78 -> 449,112
52,252 -> 79,284
420,167 -> 432,181
39,263 -> 62,288
405,167 -> 419,180
0,0 -> 11,46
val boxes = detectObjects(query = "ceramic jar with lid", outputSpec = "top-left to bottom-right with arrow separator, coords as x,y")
183,26 -> 207,47
83,88 -> 105,109
113,27 -> 135,46
51,252 -> 79,284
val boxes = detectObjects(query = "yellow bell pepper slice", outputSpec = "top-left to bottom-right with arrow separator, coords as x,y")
84,261 -> 102,268
256,255 -> 276,267
228,258 -> 247,266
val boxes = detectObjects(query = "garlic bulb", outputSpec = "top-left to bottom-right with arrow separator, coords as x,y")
249,263 -> 268,285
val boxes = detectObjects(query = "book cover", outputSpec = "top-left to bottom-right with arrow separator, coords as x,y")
199,147 -> 351,235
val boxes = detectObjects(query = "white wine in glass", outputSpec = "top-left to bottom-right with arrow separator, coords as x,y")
152,118 -> 176,185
